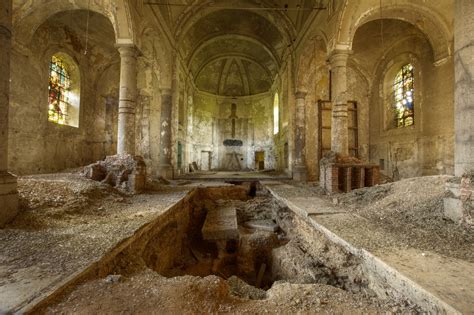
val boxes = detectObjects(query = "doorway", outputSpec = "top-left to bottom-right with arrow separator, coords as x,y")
201,151 -> 211,171
255,151 -> 265,171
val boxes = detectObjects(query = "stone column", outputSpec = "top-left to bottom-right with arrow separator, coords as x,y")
0,0 -> 18,227
293,91 -> 308,181
117,45 -> 138,156
329,49 -> 351,156
454,0 -> 474,176
158,89 -> 173,179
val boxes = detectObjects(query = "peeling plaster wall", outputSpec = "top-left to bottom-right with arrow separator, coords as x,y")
353,20 -> 454,179
192,92 -> 276,171
347,65 -> 370,161
304,66 -> 330,181
134,23 -> 173,177
8,10 -> 119,175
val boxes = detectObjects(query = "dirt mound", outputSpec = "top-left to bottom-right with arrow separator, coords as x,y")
13,173 -> 126,229
335,175 -> 474,261
18,173 -> 122,211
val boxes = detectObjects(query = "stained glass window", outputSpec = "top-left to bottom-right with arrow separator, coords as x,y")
393,64 -> 414,128
48,55 -> 71,125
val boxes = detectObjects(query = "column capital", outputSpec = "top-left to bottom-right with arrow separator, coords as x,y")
328,49 -> 352,67
116,44 -> 140,58
295,91 -> 307,99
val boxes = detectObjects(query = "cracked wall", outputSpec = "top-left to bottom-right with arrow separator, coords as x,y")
352,20 -> 455,179
191,92 -> 276,171
8,10 -> 119,175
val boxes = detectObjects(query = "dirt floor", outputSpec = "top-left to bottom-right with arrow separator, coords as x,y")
278,176 -> 473,261
2,173 -> 472,313
45,271 -> 402,314
43,191 -> 412,314
266,176 -> 474,313
0,173 -> 191,312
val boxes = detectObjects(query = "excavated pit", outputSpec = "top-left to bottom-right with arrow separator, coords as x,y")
33,184 -> 426,313
101,185 -> 374,298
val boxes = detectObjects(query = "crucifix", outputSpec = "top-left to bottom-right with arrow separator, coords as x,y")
230,103 -> 237,138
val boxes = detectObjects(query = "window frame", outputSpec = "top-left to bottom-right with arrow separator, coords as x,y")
380,54 -> 421,134
392,63 -> 415,128
47,52 -> 81,128
273,92 -> 280,135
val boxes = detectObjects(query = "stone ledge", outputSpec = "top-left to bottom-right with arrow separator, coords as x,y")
265,184 -> 462,314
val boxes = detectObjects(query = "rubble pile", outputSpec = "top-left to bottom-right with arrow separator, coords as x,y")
82,155 -> 146,193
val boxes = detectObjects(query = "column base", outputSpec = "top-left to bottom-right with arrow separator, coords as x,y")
0,172 -> 19,228
292,165 -> 308,182
158,164 -> 174,180
444,178 -> 473,226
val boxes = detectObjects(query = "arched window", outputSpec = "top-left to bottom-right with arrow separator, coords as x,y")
393,64 -> 414,128
48,53 -> 80,127
273,92 -> 279,134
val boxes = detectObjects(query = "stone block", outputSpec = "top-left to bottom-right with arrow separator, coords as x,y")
202,206 -> 239,241
443,198 -> 464,222
82,154 -> 147,193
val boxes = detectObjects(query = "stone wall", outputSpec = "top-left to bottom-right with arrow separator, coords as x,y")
9,10 -> 119,175
352,20 -> 454,179
191,92 -> 276,171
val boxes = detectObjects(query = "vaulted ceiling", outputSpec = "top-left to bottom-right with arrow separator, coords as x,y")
147,0 -> 325,96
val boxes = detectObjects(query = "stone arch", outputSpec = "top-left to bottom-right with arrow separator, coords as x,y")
13,0 -> 135,45
138,25 -> 173,90
175,0 -> 297,51
335,0 -> 452,64
296,35 -> 327,91
174,0 -> 296,47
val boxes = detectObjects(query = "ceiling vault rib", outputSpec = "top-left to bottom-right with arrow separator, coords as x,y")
218,58 -> 233,95
195,54 -> 273,79
236,58 -> 251,95
186,34 -> 281,71
144,1 -> 326,12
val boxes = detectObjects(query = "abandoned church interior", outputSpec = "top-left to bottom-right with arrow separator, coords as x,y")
0,0 -> 473,313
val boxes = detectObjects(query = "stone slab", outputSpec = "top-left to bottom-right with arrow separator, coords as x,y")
289,197 -> 345,216
202,206 -> 239,240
